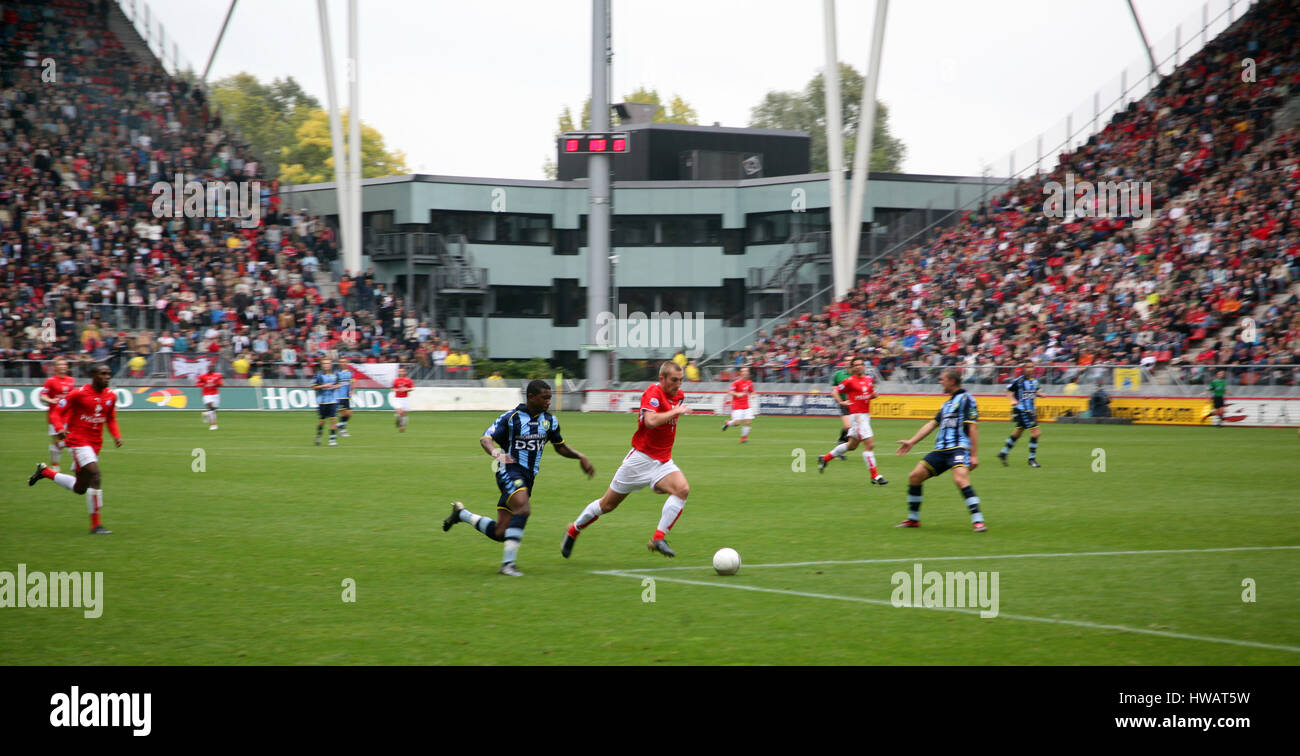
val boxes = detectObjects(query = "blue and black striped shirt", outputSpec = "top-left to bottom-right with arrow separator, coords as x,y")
933,389 -> 979,450
485,404 -> 565,477
1006,375 -> 1039,412
313,372 -> 339,404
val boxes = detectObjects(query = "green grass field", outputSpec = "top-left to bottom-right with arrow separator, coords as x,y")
1,408 -> 1297,665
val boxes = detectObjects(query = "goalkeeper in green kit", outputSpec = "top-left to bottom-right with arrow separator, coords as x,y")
1205,370 -> 1228,427
831,362 -> 853,443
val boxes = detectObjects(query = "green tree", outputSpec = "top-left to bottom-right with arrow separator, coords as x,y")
749,62 -> 906,173
210,73 -> 321,180
618,87 -> 699,125
279,110 -> 409,185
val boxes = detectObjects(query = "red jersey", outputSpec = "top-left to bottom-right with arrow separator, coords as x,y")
40,374 -> 76,422
631,383 -> 685,463
729,378 -> 754,410
52,384 -> 120,451
197,372 -> 224,395
393,377 -> 414,397
835,374 -> 875,414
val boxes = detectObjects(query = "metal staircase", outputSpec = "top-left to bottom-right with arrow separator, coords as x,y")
748,232 -> 828,291
367,232 -> 487,350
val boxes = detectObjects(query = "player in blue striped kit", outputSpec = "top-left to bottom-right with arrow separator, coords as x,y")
999,362 -> 1042,468
894,368 -> 987,533
442,380 -> 595,576
336,365 -> 354,437
312,358 -> 341,447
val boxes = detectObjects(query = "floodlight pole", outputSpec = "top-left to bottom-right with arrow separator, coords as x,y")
845,0 -> 888,296
822,0 -> 847,300
586,0 -> 612,389
317,0 -> 353,277
200,0 -> 237,83
1125,0 -> 1160,82
348,0 -> 362,279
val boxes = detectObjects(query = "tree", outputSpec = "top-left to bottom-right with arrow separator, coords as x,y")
279,110 -> 409,185
544,88 -> 699,178
618,87 -> 699,125
749,63 -> 906,173
211,73 -> 321,180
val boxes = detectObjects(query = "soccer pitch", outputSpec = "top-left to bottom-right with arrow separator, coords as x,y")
2,410 -> 1297,665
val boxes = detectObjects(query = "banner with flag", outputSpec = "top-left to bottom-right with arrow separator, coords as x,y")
344,362 -> 399,388
1113,367 -> 1141,390
170,354 -> 216,381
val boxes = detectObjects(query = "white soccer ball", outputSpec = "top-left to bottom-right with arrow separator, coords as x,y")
713,547 -> 741,576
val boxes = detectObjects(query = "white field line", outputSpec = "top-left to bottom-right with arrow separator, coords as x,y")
590,545 -> 1300,654
591,545 -> 1300,574
592,570 -> 1300,654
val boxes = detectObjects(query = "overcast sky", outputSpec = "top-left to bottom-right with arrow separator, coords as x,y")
133,0 -> 1242,180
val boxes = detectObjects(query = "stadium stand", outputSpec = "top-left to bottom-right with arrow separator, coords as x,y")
3,0 -> 1295,389
727,0 -> 1300,389
0,0 -> 445,381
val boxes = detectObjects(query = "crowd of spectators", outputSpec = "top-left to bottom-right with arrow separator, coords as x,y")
0,0 -> 456,381
3,0 -> 1298,389
729,0 -> 1300,388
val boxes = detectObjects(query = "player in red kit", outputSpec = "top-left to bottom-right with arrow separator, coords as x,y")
28,364 -> 122,534
197,368 -> 224,430
721,365 -> 757,442
562,361 -> 693,558
38,357 -> 76,471
392,367 -> 414,431
817,357 -> 887,484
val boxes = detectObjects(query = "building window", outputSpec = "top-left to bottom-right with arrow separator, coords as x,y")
553,278 -> 584,326
745,209 -> 829,244
612,215 -> 722,246
722,228 -> 744,255
617,287 -> 656,314
362,211 -> 394,233
555,229 -> 581,255
492,286 -> 551,317
430,210 -> 553,246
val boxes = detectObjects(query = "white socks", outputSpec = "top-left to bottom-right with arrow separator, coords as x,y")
85,488 -> 102,514
49,444 -> 63,465
657,495 -> 686,533
575,499 -> 603,529
740,425 -> 751,438
53,473 -> 77,491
